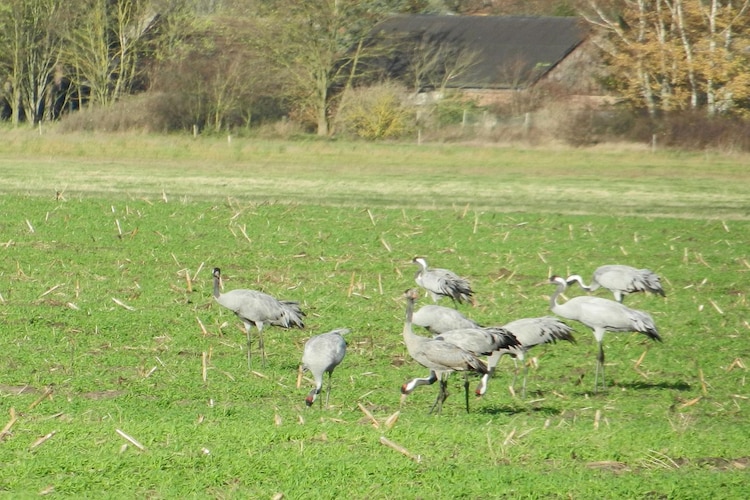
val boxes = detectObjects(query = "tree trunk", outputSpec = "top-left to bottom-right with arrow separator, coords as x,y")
11,84 -> 23,125
635,0 -> 657,115
316,75 -> 329,136
316,105 -> 329,136
704,0 -> 719,115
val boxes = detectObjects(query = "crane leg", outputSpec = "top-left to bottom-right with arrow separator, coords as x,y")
429,388 -> 441,414
324,372 -> 333,409
594,342 -> 606,393
521,363 -> 530,399
430,376 -> 449,414
258,328 -> 266,368
245,328 -> 253,369
509,358 -> 519,396
463,373 -> 470,414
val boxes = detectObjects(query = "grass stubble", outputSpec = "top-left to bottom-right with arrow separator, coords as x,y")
0,132 -> 748,498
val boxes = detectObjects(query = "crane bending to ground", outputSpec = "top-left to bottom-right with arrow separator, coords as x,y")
432,325 -> 520,400
212,267 -> 305,368
300,328 -> 349,408
548,275 -> 661,392
566,264 -> 665,303
411,305 -> 573,398
476,317 -> 575,398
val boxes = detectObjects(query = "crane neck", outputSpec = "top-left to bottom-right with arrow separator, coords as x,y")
549,279 -> 566,311
405,294 -> 414,327
403,293 -> 416,342
212,273 -> 222,299
567,275 -> 591,291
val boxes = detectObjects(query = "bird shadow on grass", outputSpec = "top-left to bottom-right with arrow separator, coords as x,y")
617,380 -> 692,391
564,379 -> 692,398
476,402 -> 562,417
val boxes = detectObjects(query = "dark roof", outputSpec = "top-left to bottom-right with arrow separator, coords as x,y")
368,15 -> 588,90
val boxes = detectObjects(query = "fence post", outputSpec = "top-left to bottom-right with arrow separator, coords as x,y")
524,112 -> 531,135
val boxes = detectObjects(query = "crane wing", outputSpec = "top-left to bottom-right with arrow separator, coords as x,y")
414,340 -> 487,374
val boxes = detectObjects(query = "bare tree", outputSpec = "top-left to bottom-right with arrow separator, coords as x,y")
0,0 -> 67,124
148,9 -> 285,133
396,32 -> 482,94
690,0 -> 750,114
258,0 -> 413,136
63,0 -> 154,108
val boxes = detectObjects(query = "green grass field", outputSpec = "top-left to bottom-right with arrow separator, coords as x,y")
1,132 -> 749,498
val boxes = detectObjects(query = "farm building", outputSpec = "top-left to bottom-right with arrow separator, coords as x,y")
363,15 -> 605,106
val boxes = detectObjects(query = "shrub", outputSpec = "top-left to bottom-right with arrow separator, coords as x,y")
558,107 -> 750,152
58,93 -> 178,133
555,106 -> 620,147
335,83 -> 415,140
655,111 -> 750,152
432,94 -> 484,126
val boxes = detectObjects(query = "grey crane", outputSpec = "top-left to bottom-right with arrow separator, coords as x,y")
433,325 -> 520,398
412,257 -> 473,305
566,264 -> 666,303
300,328 -> 349,408
400,289 -> 488,414
548,275 -> 661,392
476,317 -> 575,398
412,306 -> 573,397
212,267 -> 305,368
412,304 -> 480,335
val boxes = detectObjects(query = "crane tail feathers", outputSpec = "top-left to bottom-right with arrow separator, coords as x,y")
470,356 -> 489,375
274,301 -> 306,329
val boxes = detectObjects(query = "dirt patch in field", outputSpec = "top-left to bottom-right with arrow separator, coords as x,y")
0,384 -> 125,400
0,384 -> 42,395
587,456 -> 750,473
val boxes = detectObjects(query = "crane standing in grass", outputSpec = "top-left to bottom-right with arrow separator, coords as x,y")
566,264 -> 665,303
548,275 -> 661,392
300,328 -> 349,408
400,289 -> 488,414
212,267 -> 305,368
412,257 -> 473,305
